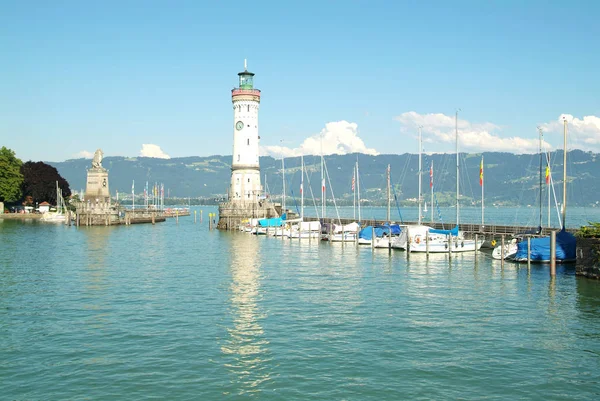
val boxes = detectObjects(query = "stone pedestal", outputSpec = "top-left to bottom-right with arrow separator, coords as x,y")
85,168 -> 110,203
217,200 -> 279,230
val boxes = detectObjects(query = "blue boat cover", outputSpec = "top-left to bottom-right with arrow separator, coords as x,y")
429,226 -> 459,236
359,224 -> 402,240
359,226 -> 376,240
514,229 -> 577,261
258,217 -> 283,227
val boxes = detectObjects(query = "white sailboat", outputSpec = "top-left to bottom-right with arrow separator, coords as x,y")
410,111 -> 482,253
41,182 -> 67,223
289,154 -> 321,239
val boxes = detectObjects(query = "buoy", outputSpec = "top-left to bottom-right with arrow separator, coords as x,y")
415,237 -> 421,244
491,239 -> 497,247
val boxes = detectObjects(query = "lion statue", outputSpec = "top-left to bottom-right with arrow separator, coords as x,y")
91,149 -> 104,169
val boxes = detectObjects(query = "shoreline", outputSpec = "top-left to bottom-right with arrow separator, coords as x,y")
0,213 -> 43,220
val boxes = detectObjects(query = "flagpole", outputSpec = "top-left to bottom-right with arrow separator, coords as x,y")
481,155 -> 484,226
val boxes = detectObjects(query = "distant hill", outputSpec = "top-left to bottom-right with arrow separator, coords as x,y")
49,150 -> 600,207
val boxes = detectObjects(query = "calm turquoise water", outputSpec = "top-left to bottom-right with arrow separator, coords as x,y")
1,207 -> 600,400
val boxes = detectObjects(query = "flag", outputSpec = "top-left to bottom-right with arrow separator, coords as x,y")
479,157 -> 484,186
322,178 -> 326,193
545,165 -> 550,184
161,183 -> 164,196
351,171 -> 355,192
132,180 -> 134,193
429,162 -> 433,188
300,183 -> 303,194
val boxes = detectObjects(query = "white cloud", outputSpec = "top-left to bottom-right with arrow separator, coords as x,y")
75,150 -> 93,158
261,120 -> 379,157
540,114 -> 600,149
140,144 -> 170,159
395,111 -> 550,154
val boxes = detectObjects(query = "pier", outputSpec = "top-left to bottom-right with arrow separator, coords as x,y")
302,216 -> 577,237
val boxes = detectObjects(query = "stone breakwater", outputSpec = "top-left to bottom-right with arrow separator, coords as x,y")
577,238 -> 600,279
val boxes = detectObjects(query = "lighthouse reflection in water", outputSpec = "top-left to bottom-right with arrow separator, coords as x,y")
221,234 -> 272,394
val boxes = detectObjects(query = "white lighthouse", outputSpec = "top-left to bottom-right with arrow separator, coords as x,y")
218,61 -> 278,230
229,60 -> 262,202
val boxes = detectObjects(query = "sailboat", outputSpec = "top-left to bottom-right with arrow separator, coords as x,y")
511,118 -> 576,263
492,129 -> 545,260
357,164 -> 402,248
289,154 -> 321,239
41,181 -> 67,223
409,111 -> 482,253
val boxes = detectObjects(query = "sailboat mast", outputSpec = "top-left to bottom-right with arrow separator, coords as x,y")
430,160 -> 434,223
455,110 -> 460,227
282,155 -> 286,215
321,136 -> 325,219
301,154 -> 304,220
538,127 -> 543,229
357,159 -> 361,222
418,126 -> 422,226
353,162 -> 356,220
387,164 -> 391,223
562,118 -> 568,229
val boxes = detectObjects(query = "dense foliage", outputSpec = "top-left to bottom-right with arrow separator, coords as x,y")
21,161 -> 71,205
576,222 -> 600,238
0,146 -> 24,202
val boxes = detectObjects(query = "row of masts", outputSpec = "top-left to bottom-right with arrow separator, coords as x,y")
275,116 -> 568,231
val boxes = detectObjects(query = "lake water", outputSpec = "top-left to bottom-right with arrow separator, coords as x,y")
1,207 -> 600,400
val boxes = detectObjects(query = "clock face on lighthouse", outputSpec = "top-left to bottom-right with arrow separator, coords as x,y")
236,121 -> 244,131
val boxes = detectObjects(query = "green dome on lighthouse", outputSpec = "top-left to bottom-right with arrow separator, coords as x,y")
238,59 -> 255,89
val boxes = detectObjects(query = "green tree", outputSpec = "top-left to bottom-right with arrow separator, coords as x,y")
21,161 -> 71,205
0,147 -> 24,202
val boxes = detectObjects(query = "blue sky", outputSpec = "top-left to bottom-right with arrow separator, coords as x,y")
2,0 -> 599,162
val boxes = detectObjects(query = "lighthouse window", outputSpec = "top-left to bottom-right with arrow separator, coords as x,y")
237,154 -> 240,162
248,178 -> 250,183
247,138 -> 250,145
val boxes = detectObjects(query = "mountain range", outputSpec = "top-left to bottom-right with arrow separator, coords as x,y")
49,150 -> 600,207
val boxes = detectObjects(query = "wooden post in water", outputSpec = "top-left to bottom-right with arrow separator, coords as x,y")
527,236 -> 531,268
406,226 -> 410,258
474,234 -> 478,253
194,210 -> 197,223
152,211 -> 155,225
550,230 -> 557,276
448,235 -> 452,260
329,220 -> 333,243
176,209 -> 179,224
200,210 -> 203,223
425,229 -> 429,257
501,235 -> 505,268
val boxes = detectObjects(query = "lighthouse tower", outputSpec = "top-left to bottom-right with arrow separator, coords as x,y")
230,60 -> 262,202
217,61 -> 278,230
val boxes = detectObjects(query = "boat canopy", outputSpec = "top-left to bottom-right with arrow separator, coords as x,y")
333,222 -> 360,233
358,224 -> 401,240
258,217 -> 283,227
429,226 -> 459,236
514,229 -> 576,262
299,221 -> 321,231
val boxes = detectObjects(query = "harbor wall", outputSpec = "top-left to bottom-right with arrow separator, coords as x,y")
576,238 -> 600,279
